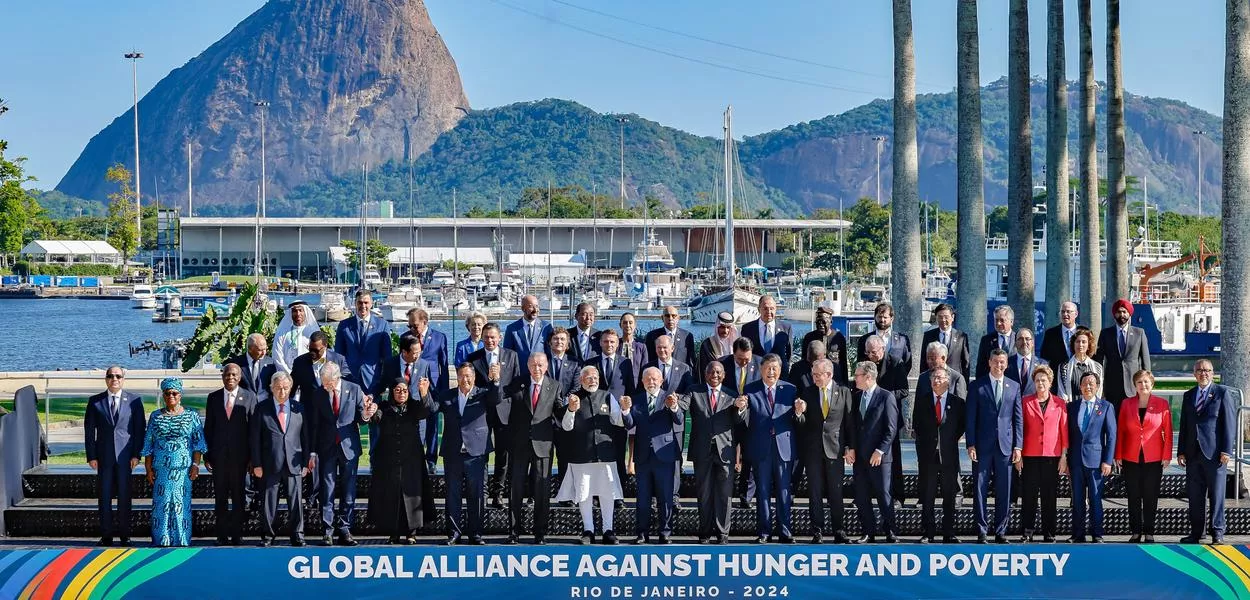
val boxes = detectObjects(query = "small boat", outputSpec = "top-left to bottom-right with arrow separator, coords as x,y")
318,292 -> 352,322
130,284 -> 155,309
181,294 -> 233,319
151,287 -> 183,323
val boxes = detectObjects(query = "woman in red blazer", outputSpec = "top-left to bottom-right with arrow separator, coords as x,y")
1114,369 -> 1173,543
1018,365 -> 1068,543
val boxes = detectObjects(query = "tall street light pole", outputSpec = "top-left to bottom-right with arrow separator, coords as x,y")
255,101 -> 269,277
872,135 -> 887,205
618,117 -> 629,209
1192,129 -> 1205,218
125,52 -> 143,257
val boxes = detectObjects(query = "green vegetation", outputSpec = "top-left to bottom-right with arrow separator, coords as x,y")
11,262 -> 119,276
340,238 -> 395,271
181,283 -> 282,371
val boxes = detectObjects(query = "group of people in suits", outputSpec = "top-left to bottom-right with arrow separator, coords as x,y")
82,290 -> 1236,547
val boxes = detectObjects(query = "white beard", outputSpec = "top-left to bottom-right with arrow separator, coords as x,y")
582,384 -> 600,394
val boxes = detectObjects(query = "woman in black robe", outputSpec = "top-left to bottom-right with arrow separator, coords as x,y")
366,377 -> 432,544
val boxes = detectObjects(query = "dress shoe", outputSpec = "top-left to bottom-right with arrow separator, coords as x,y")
532,536 -> 545,545
98,537 -> 114,547
659,535 -> 672,545
387,535 -> 402,545
832,532 -> 851,544
231,536 -> 243,546
602,530 -> 619,545
1067,536 -> 1087,543
634,534 -> 651,545
580,531 -> 594,545
290,537 -> 306,547
994,535 -> 1008,544
321,534 -> 334,546
1128,534 -> 1142,543
1042,535 -> 1055,543
943,536 -> 962,544
778,535 -> 795,544
1092,536 -> 1104,543
215,538 -> 230,547
736,497 -> 752,509
504,534 -> 519,545
976,535 -> 988,544
852,535 -> 872,544
1019,533 -> 1034,543
1179,535 -> 1202,544
471,536 -> 487,545
885,534 -> 899,544
1143,535 -> 1155,543
699,536 -> 712,545
1212,536 -> 1226,545
812,532 -> 824,544
716,535 -> 729,545
259,538 -> 272,547
754,535 -> 768,544
446,534 -> 462,546
337,534 -> 358,547
118,538 -> 132,547
403,535 -> 417,545
614,500 -> 625,511
489,496 -> 505,510
918,536 -> 932,544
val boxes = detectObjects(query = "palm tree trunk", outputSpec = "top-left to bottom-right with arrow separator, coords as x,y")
1223,0 -> 1250,402
891,0 -> 922,375
1007,0 -> 1035,330
957,0 -> 987,358
1078,0 -> 1102,334
1046,0 -> 1071,322
1105,0 -> 1129,314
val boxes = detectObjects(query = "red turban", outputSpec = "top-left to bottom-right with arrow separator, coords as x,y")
1112,298 -> 1133,315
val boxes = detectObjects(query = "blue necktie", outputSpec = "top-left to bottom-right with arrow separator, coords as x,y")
1081,402 -> 1093,432
1118,329 -> 1126,356
1196,388 -> 1208,412
860,390 -> 871,418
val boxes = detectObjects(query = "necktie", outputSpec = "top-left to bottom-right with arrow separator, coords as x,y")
764,323 -> 774,352
1064,329 -> 1073,357
1021,357 -> 1029,381
278,403 -> 287,432
1196,388 -> 1208,412
821,387 -> 829,419
993,379 -> 1002,407
581,333 -> 589,356
999,334 -> 1006,350
767,387 -> 775,412
860,390 -> 871,418
738,368 -> 746,394
358,318 -> 367,339
1118,328 -> 1127,356
332,389 -> 341,444
1082,401 -> 1093,432
111,395 -> 119,421
934,395 -> 943,424
489,352 -> 497,366
606,357 -> 613,378
552,358 -> 561,380
710,388 -> 718,411
332,389 -> 340,416
252,361 -> 260,390
531,383 -> 541,410
649,394 -> 657,412
661,363 -> 669,381
940,330 -> 947,347
226,392 -> 234,419
404,362 -> 412,385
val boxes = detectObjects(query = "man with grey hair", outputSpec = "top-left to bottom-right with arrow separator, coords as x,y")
915,341 -> 968,403
787,339 -> 827,398
850,360 -> 898,543
251,370 -> 312,546
308,361 -> 371,547
794,358 -> 854,544
863,332 -> 912,507
556,366 -> 628,544
976,304 -> 1017,380
624,366 -> 684,544
227,333 -> 277,399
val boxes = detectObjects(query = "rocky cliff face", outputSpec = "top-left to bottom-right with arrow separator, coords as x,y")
56,0 -> 469,211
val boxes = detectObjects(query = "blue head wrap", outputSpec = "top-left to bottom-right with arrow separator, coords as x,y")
160,377 -> 184,393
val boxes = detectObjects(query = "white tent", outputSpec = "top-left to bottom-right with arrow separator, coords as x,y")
19,240 -> 122,265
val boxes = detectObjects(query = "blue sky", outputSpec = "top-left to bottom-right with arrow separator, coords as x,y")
0,0 -> 1226,189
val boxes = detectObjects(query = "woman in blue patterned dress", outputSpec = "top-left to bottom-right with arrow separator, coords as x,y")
141,377 -> 207,547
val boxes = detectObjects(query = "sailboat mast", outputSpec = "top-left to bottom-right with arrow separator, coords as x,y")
547,181 -> 554,322
408,162 -> 415,283
360,163 -> 369,288
723,106 -> 736,286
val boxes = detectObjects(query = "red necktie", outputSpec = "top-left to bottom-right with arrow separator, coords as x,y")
404,362 -> 412,384
332,390 -> 341,444
767,387 -> 775,412
278,403 -> 287,432
531,383 -> 541,410
710,389 -> 718,411
934,395 -> 942,424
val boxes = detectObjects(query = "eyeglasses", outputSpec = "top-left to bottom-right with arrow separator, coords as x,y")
105,374 -> 124,380
1195,368 -> 1214,373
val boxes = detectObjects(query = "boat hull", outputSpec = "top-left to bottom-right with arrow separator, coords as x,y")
691,288 -> 762,324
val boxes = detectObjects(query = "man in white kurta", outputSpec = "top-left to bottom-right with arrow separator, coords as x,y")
274,300 -> 320,373
556,366 -> 628,544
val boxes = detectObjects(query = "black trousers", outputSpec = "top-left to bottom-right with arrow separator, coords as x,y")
489,437 -> 511,500
806,455 -> 846,534
1123,460 -> 1163,535
261,468 -> 304,540
510,451 -> 552,537
693,457 -> 734,538
213,463 -> 249,540
444,453 -> 487,538
918,454 -> 959,537
1020,456 -> 1060,536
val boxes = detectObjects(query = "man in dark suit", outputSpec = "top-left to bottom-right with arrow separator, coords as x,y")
250,371 -> 312,547
587,329 -> 636,401
742,295 -> 794,378
913,367 -> 966,543
721,338 -> 762,508
1005,328 -> 1048,397
425,364 -> 499,545
290,331 -> 351,403
1039,300 -> 1080,373
856,302 -> 914,380
204,363 -> 257,545
1066,371 -> 1117,543
547,327 -> 580,488
742,354 -> 799,543
915,341 -> 969,402
645,306 -> 697,370
794,358 -> 854,544
504,294 -> 552,367
966,349 -> 1023,543
921,303 -> 970,382
800,307 -> 849,386
227,333 -> 277,399
646,334 -> 694,398
467,323 -> 521,509
1178,359 -> 1236,544
624,366 -> 685,544
683,361 -> 743,544
863,332 -> 913,507
501,353 -> 564,544
334,289 -> 391,399
406,307 -> 449,392
307,361 -> 370,546
850,361 -> 898,543
84,366 -> 146,547
1095,298 -> 1151,411
976,305 -> 1017,380
569,302 -> 601,363
787,339 -> 827,398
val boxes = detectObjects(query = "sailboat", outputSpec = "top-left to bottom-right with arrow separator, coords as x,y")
690,106 -> 762,324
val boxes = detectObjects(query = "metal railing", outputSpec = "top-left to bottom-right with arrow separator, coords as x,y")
1233,388 -> 1248,497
